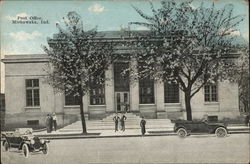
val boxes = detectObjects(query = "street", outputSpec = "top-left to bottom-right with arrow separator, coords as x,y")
1,134 -> 249,164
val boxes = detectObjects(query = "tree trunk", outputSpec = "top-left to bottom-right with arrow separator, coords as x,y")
185,91 -> 192,121
78,86 -> 87,134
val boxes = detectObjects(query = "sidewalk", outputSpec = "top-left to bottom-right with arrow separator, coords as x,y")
33,125 -> 250,140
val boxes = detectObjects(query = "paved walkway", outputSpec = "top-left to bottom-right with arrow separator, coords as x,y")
32,113 -> 250,139
32,124 -> 250,139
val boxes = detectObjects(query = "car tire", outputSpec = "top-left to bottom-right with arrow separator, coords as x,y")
22,144 -> 29,158
215,127 -> 227,137
42,143 -> 49,155
3,142 -> 9,152
177,128 -> 188,138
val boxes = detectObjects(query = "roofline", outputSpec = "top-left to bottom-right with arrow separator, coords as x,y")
2,54 -> 49,63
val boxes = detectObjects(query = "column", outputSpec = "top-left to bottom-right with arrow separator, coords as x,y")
155,79 -> 165,111
155,57 -> 166,118
105,64 -> 115,112
53,92 -> 64,125
54,92 -> 64,114
129,57 -> 139,112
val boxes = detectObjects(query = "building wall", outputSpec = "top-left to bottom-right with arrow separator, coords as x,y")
3,56 -> 78,129
3,54 -> 241,129
182,81 -> 240,120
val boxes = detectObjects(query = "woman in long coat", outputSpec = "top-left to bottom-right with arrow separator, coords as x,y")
140,117 -> 146,136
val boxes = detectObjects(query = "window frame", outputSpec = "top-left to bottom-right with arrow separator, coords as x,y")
64,91 -> 80,106
25,79 -> 40,107
164,82 -> 180,103
204,84 -> 218,102
139,76 -> 155,104
89,74 -> 105,105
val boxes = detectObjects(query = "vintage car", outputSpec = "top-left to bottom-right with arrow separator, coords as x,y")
2,128 -> 50,158
173,120 -> 228,138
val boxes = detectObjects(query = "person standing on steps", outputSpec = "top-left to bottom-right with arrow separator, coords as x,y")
140,116 -> 146,136
120,114 -> 127,132
113,113 -> 120,132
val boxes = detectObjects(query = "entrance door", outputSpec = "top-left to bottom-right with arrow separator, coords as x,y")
115,92 -> 129,113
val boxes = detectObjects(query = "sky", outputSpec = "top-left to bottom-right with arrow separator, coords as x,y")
0,0 -> 249,93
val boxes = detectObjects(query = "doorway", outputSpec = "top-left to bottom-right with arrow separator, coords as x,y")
114,62 -> 130,113
115,92 -> 129,113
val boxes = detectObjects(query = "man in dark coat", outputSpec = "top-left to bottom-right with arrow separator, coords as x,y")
120,114 -> 127,131
45,114 -> 52,133
140,117 -> 146,136
113,113 -> 120,132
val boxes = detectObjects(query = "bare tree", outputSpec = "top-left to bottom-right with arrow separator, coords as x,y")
130,0 -> 245,120
43,12 -> 115,133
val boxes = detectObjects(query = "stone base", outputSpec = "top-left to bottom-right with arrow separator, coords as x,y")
89,106 -> 106,120
89,113 -> 106,120
182,110 -> 241,121
3,113 -> 78,130
156,111 -> 167,119
139,111 -> 156,119
75,114 -> 89,121
139,104 -> 157,118
167,111 -> 184,120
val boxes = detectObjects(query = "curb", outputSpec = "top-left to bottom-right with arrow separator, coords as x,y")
35,133 -> 177,140
34,130 -> 250,140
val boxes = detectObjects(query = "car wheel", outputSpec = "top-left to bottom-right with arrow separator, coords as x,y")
42,143 -> 49,155
215,127 -> 227,137
177,128 -> 188,138
3,142 -> 9,152
22,144 -> 29,158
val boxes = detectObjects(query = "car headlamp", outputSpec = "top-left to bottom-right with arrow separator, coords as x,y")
40,139 -> 45,144
31,139 -> 35,144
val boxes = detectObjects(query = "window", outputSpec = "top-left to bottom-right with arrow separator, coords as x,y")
65,91 -> 80,106
26,79 -> 40,107
114,62 -> 129,92
139,76 -> 155,104
204,84 -> 218,102
138,62 -> 155,104
164,83 -> 179,103
90,74 -> 105,105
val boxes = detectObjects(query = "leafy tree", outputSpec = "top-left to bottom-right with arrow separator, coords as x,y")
130,0 -> 245,120
43,12 -> 115,133
232,48 -> 249,114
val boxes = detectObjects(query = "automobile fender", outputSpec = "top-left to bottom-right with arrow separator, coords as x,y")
2,138 -> 10,147
213,126 -> 228,133
176,126 -> 191,134
44,140 -> 50,143
19,141 -> 31,150
1,134 -> 7,144
2,140 -> 6,147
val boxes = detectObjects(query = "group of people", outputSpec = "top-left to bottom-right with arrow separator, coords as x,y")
113,113 -> 147,136
113,113 -> 127,132
46,112 -> 57,133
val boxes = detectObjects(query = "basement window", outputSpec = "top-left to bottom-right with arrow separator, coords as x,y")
27,120 -> 39,126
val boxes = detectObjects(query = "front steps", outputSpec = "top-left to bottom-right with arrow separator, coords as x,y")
59,112 -> 174,132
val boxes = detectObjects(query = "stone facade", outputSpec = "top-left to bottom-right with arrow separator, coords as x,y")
2,53 -> 240,129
